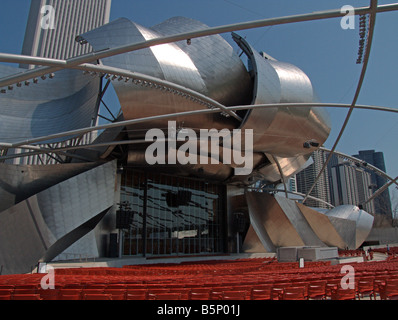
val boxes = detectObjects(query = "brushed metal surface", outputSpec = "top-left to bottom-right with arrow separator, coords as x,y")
245,192 -> 306,248
242,224 -> 270,253
76,17 -> 333,185
274,196 -> 325,247
151,17 -> 253,107
297,203 -> 350,249
228,153 -> 311,186
242,192 -> 372,252
233,34 -> 331,158
326,205 -> 374,249
0,160 -> 116,274
0,162 -> 99,212
0,65 -> 100,144
79,17 -> 249,136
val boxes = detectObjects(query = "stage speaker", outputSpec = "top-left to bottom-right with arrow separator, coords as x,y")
116,210 -> 133,229
109,233 -> 118,258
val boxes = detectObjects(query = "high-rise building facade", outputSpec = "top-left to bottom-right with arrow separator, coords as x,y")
329,160 -> 375,214
352,150 -> 393,217
21,0 -> 112,67
296,150 -> 331,208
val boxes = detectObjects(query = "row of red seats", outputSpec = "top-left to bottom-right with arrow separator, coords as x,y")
1,277 -> 396,300
2,257 -> 398,300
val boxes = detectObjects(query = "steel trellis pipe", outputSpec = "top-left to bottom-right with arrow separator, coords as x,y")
1,2 -> 398,89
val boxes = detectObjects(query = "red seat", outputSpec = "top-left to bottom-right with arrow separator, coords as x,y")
221,290 -> 247,300
325,280 -> 340,298
38,289 -> 60,300
59,289 -> 82,300
0,289 -> 14,296
83,294 -> 112,300
280,287 -> 306,300
59,294 -> 81,300
147,288 -> 170,294
251,287 -> 272,300
151,293 -> 181,300
307,284 -> 326,300
12,294 -> 42,300
168,288 -> 190,299
82,289 -> 105,295
209,290 -> 224,300
126,293 -> 147,300
190,288 -> 212,294
357,280 -> 375,300
85,284 -> 107,289
379,283 -> 398,300
189,292 -> 209,300
106,284 -> 127,289
271,287 -> 284,300
14,284 -> 38,290
0,285 -> 14,290
104,289 -> 126,300
331,288 -> 356,300
126,289 -> 147,298
13,288 -> 37,295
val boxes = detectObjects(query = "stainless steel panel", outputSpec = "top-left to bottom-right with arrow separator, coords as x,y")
259,153 -> 312,184
326,205 -> 374,249
233,35 -> 331,158
79,18 -> 249,136
0,162 -> 99,212
242,192 -> 371,252
0,65 -> 100,144
0,198 -> 53,275
228,153 -> 311,186
242,224 -> 269,253
0,160 -> 116,274
297,202 -> 351,249
274,196 -> 325,247
327,215 -> 357,249
77,18 -> 332,185
245,192 -> 305,248
151,17 -> 253,107
115,83 -> 236,138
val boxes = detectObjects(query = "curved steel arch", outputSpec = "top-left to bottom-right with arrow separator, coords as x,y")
1,2 -> 398,89
318,147 -> 398,210
0,101 -> 397,158
1,53 -> 397,121
319,147 -> 398,189
0,58 -> 242,121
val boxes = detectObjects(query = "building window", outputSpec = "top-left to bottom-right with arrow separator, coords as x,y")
120,169 -> 226,256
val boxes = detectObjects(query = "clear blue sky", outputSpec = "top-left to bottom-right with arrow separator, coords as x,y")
0,0 -> 397,207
